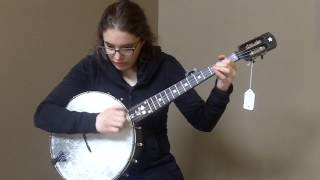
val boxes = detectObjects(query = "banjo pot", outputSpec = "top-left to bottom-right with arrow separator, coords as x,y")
50,91 -> 141,180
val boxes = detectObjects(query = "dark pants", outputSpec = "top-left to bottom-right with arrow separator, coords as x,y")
120,176 -> 144,180
122,161 -> 184,180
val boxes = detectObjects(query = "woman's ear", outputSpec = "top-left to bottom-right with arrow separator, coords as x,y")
140,40 -> 146,47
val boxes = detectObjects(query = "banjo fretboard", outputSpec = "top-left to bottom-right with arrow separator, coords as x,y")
128,53 -> 239,123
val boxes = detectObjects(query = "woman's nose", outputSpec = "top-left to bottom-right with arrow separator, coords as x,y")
113,51 -> 122,60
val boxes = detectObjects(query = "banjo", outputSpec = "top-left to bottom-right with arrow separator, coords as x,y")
50,32 -> 277,180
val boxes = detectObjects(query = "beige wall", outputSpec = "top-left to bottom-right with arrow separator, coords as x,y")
2,0 -> 320,179
0,0 -> 157,179
160,0 -> 320,179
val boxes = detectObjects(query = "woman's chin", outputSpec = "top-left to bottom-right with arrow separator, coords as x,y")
113,63 -> 127,70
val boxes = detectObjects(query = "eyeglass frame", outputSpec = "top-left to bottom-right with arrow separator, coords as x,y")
98,40 -> 141,57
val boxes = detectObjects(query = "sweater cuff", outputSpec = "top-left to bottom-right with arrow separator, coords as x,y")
79,112 -> 99,133
213,82 -> 233,96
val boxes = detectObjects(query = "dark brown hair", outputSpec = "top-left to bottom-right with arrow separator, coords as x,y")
97,0 -> 156,49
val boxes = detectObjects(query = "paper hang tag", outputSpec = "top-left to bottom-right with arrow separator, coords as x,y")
243,89 -> 255,110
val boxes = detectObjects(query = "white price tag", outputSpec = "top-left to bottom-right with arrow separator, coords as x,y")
243,89 -> 255,110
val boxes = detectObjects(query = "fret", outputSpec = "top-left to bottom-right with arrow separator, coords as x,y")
157,93 -> 166,105
187,75 -> 196,87
168,87 -> 174,98
174,84 -> 181,95
195,72 -> 203,82
170,86 -> 178,98
208,67 -> 213,75
150,96 -> 157,110
180,81 -> 186,92
183,78 -> 192,90
196,74 -> 200,80
200,70 -> 205,80
207,69 -> 213,77
167,88 -> 174,100
203,68 -> 210,77
171,86 -> 177,95
145,100 -> 153,113
154,94 -> 161,107
185,77 -> 192,88
163,89 -> 170,103
192,74 -> 199,84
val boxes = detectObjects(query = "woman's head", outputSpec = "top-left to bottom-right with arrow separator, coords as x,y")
97,0 -> 156,48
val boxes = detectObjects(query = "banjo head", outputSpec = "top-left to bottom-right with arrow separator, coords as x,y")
50,91 -> 136,180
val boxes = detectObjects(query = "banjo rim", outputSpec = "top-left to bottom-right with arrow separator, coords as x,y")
49,91 -> 140,179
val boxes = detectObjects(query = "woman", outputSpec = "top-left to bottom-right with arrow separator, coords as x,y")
34,0 -> 237,179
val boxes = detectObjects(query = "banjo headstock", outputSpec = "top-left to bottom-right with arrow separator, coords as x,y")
237,32 -> 277,62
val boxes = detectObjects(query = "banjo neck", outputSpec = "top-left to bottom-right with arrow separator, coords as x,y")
128,53 -> 240,123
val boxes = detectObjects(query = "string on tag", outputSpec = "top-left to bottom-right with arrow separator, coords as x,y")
249,61 -> 253,89
243,61 -> 256,111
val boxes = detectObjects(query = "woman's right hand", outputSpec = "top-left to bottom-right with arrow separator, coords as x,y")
95,106 -> 128,133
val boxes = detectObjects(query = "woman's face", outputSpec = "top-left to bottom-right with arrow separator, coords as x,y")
102,28 -> 143,73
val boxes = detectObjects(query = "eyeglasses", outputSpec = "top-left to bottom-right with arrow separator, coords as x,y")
99,40 -> 140,56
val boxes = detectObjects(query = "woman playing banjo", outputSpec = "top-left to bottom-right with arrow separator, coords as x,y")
34,0 -> 237,179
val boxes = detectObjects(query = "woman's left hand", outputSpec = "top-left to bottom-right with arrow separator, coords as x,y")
212,55 -> 237,91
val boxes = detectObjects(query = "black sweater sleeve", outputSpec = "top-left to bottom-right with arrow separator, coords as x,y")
165,56 -> 232,132
34,57 -> 98,133
174,85 -> 232,132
